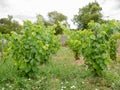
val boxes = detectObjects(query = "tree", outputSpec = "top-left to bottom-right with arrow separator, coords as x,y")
35,14 -> 46,25
47,11 -> 69,35
73,1 -> 103,29
0,15 -> 22,34
35,11 -> 69,35
48,11 -> 67,24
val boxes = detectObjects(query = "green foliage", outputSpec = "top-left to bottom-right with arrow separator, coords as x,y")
54,22 -> 64,35
48,11 -> 67,25
89,20 -> 120,61
66,30 -> 92,60
73,1 -> 103,29
35,14 -> 46,25
84,30 -> 110,76
101,20 -> 120,37
0,47 -> 120,89
109,39 -> 117,60
66,29 -> 110,76
64,20 -> 120,76
48,11 -> 68,35
0,15 -> 22,34
6,21 -> 60,77
0,33 -> 2,52
47,11 -> 69,35
109,33 -> 120,60
0,33 -> 9,60
35,11 -> 69,35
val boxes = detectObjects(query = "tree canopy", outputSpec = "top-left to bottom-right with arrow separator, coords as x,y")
0,15 -> 22,34
48,11 -> 67,25
73,1 -> 103,30
35,11 -> 69,35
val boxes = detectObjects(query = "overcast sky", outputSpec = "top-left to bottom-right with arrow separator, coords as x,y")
0,0 -> 120,28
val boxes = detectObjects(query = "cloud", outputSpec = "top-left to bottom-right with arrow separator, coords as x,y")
114,0 -> 120,9
13,14 -> 36,24
0,0 -> 120,28
98,0 -> 106,4
0,0 -> 8,7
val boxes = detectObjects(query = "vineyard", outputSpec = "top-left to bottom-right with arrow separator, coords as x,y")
0,20 -> 120,89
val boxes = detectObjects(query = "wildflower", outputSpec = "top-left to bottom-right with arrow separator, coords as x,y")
71,85 -> 76,89
61,82 -> 63,84
61,86 -> 66,89
66,81 -> 69,84
2,87 -> 5,90
82,82 -> 84,84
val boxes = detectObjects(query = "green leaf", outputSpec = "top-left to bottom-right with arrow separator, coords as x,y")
90,35 -> 95,40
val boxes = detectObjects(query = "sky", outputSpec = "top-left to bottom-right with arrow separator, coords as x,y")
0,0 -> 120,28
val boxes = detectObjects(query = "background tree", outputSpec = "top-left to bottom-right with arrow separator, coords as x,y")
0,15 -> 22,34
73,1 -> 103,30
47,11 -> 69,35
35,14 -> 47,25
35,11 -> 69,35
48,11 -> 67,25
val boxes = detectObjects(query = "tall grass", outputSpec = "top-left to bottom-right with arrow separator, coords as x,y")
0,47 -> 120,90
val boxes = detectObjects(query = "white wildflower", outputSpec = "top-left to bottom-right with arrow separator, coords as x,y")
61,86 -> 66,89
82,82 -> 84,84
61,82 -> 63,84
66,81 -> 69,83
28,78 -> 31,80
2,87 -> 5,90
71,85 -> 76,89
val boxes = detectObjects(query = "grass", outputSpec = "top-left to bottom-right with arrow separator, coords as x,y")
0,47 -> 120,90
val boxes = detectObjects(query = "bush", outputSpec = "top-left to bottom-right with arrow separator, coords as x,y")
6,21 -> 60,77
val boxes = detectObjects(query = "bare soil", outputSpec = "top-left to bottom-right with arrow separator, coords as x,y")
75,57 -> 84,65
